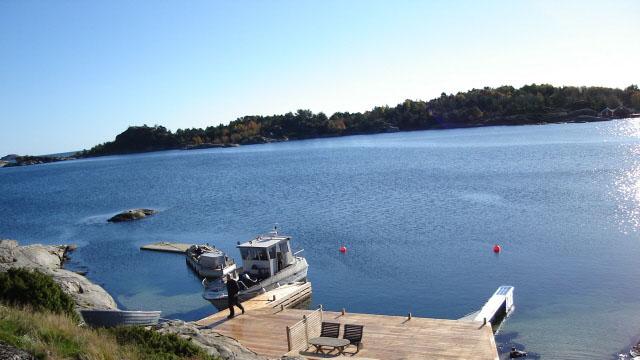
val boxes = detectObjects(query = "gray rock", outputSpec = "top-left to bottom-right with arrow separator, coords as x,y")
0,342 -> 35,360
0,239 -> 117,311
154,320 -> 268,360
1,154 -> 19,161
108,208 -> 157,222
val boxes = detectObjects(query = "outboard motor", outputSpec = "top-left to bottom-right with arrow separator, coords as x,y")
243,273 -> 258,285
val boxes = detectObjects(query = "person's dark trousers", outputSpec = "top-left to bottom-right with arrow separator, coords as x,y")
227,295 -> 245,317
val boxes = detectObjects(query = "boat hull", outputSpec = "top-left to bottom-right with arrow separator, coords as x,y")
203,257 -> 308,310
80,310 -> 161,328
186,256 -> 237,278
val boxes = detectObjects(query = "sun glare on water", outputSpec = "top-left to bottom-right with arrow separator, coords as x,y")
612,119 -> 640,234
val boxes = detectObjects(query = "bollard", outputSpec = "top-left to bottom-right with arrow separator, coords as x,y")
408,312 -> 412,320
341,308 -> 346,316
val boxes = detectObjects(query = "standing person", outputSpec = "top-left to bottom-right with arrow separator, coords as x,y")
226,274 -> 245,319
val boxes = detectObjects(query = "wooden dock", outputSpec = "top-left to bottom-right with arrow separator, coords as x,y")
196,282 -> 312,327
205,306 -> 498,360
195,282 -> 500,359
140,242 -> 192,254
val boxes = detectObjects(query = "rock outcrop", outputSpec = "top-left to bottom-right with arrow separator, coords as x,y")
0,240 -> 117,310
0,342 -> 34,360
0,154 -> 18,161
3,155 -> 74,167
154,320 -> 268,360
107,208 -> 157,222
0,240 -> 273,360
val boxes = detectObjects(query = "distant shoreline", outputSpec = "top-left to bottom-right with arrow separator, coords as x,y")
3,114 -> 639,168
72,84 -> 640,159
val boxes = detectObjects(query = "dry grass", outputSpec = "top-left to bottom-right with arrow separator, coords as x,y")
0,305 -> 215,360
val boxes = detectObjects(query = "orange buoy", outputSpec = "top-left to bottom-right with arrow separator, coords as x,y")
339,245 -> 347,253
493,244 -> 501,253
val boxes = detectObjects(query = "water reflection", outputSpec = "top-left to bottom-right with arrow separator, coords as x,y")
612,119 -> 640,233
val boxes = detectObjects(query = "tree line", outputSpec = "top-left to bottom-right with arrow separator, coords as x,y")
82,84 -> 640,156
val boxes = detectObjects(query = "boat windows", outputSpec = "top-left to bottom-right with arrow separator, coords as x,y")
279,241 -> 290,254
240,248 -> 269,261
268,246 -> 277,259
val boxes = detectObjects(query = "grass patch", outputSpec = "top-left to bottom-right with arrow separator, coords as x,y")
0,268 -> 77,321
110,326 -> 215,360
0,305 -> 217,360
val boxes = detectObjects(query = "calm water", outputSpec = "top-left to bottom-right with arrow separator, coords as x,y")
2,120 -> 640,359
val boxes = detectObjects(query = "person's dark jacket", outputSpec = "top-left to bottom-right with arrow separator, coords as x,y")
226,278 -> 240,298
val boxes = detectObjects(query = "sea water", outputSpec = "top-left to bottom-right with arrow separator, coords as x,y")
2,119 -> 640,359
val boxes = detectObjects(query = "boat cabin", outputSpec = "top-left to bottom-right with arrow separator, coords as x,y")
237,233 -> 295,279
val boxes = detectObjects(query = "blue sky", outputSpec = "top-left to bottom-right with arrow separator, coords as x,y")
1,0 -> 639,155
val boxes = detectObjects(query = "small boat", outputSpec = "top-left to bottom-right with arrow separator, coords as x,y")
186,244 -> 236,278
202,227 -> 308,310
80,309 -> 161,328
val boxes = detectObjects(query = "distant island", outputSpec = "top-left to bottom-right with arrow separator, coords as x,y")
1,154 -> 77,168
3,84 -> 640,166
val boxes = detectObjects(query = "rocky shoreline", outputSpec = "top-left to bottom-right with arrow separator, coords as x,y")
0,239 -> 294,360
0,240 -> 116,310
1,155 -> 76,167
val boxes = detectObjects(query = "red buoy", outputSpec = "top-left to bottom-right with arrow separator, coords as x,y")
493,244 -> 501,253
339,245 -> 347,253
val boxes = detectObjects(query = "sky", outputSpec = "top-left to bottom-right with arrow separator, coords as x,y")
1,0 -> 639,155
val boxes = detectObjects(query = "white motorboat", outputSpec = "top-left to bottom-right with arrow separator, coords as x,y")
186,244 -> 237,278
202,227 -> 308,310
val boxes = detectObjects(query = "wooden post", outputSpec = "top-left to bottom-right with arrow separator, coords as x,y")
408,312 -> 412,320
272,295 -> 276,301
280,304 -> 285,312
286,326 -> 292,351
341,308 -> 346,316
483,317 -> 487,326
303,315 -> 309,344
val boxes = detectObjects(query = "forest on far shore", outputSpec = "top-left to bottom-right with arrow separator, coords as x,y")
82,84 -> 640,156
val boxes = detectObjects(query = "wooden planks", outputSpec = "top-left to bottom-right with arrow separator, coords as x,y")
209,307 -> 499,360
195,282 -> 312,327
140,242 -> 192,253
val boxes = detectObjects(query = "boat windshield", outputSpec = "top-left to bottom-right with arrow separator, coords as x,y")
279,241 -> 290,254
240,248 -> 269,261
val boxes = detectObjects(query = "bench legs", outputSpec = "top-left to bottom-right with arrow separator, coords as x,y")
313,345 -> 346,355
